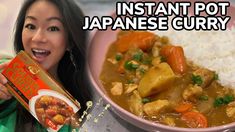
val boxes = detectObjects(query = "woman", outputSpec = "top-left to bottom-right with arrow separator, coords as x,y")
0,0 -> 92,131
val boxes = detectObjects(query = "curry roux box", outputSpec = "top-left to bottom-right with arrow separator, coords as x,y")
2,51 -> 81,132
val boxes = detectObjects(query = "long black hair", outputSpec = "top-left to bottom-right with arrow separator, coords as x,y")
13,0 -> 92,131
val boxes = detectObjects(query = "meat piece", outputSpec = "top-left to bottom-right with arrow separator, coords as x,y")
52,114 -> 65,125
193,68 -> 215,88
152,42 -> 161,57
183,84 -> 203,102
107,58 -> 118,65
124,84 -> 138,94
226,101 -> 235,118
35,108 -> 45,115
110,82 -> 123,96
143,100 -> 170,116
128,90 -> 144,116
39,96 -> 53,106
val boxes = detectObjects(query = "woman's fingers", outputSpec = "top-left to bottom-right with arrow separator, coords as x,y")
0,83 -> 12,100
0,61 -> 11,100
0,61 -> 10,84
0,84 -> 10,96
0,73 -> 8,84
0,92 -> 11,100
0,61 -> 10,69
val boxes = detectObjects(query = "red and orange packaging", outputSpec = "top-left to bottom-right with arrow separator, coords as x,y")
2,51 -> 81,132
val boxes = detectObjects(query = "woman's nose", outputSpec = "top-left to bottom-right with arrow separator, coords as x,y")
32,29 -> 47,43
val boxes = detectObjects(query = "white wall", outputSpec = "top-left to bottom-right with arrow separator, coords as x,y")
0,0 -> 23,57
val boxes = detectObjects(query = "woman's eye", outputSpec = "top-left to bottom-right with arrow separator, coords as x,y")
25,24 -> 36,30
48,26 -> 60,31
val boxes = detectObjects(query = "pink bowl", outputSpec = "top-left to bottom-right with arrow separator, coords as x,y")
87,0 -> 235,131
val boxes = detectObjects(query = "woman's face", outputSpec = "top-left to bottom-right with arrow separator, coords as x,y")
22,0 -> 67,75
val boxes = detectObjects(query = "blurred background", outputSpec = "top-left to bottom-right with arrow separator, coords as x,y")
79,0 -> 123,17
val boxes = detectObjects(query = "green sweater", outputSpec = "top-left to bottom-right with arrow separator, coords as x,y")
0,58 -> 78,132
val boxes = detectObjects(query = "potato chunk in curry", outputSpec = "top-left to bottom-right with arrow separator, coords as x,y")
138,63 -> 176,97
143,100 -> 170,116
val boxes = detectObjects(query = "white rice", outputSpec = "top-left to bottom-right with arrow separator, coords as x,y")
151,27 -> 235,88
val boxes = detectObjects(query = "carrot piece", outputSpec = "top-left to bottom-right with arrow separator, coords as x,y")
181,111 -> 208,128
160,45 -> 187,75
159,45 -> 174,57
45,109 -> 57,117
175,102 -> 193,113
168,46 -> 187,74
115,31 -> 156,53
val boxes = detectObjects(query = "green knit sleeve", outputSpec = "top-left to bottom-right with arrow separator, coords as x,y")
0,57 -> 10,72
35,123 -> 79,132
0,58 -> 9,63
0,57 -> 17,132
0,110 -> 17,132
0,99 -> 17,132
59,125 -> 79,132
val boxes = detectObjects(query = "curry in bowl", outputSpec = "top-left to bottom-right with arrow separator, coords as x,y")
100,30 -> 235,128
35,95 -> 75,128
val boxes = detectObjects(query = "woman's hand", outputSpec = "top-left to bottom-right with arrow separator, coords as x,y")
0,62 -> 12,100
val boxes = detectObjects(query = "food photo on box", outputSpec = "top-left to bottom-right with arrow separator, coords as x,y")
1,0 -> 235,132
2,51 -> 81,131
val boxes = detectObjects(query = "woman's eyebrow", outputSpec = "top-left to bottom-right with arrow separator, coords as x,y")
25,15 -> 36,20
47,17 -> 63,23
25,16 -> 63,23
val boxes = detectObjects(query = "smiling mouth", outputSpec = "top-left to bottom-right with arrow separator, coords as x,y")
32,49 -> 51,61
